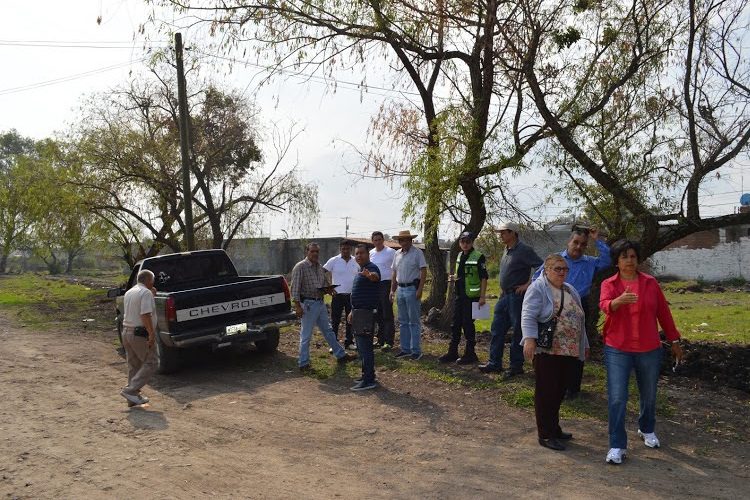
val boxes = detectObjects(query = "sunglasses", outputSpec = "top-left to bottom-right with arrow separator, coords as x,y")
549,266 -> 569,274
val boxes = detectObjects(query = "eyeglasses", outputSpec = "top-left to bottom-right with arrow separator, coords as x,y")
549,266 -> 569,274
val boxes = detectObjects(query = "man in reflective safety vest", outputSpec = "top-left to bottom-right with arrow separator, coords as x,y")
439,231 -> 488,364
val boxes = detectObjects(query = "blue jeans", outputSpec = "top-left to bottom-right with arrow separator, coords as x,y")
604,345 -> 663,449
355,334 -> 376,384
396,286 -> 421,355
298,299 -> 346,367
488,292 -> 523,370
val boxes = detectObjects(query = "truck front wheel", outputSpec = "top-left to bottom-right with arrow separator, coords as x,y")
156,333 -> 181,374
255,327 -> 280,354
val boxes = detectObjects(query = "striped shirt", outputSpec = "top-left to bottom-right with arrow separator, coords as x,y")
290,258 -> 330,302
351,262 -> 381,309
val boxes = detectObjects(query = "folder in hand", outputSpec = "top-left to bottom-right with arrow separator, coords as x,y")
471,302 -> 490,320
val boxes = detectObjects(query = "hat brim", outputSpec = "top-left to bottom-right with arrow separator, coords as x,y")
392,234 -> 418,240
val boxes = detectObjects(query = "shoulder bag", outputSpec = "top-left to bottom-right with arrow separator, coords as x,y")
537,287 -> 564,349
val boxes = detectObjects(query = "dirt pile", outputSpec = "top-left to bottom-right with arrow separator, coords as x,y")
668,341 -> 750,393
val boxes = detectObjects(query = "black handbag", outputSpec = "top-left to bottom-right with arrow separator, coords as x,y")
537,287 -> 564,349
351,309 -> 376,336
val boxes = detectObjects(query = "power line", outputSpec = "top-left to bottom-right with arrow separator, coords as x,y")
0,58 -> 148,96
0,41 -> 168,49
192,48 -> 459,103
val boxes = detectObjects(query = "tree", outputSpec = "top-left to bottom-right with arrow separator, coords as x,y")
509,0 -> 750,256
26,140 -> 110,274
151,0 -> 548,316
71,68 -> 318,267
0,130 -> 40,273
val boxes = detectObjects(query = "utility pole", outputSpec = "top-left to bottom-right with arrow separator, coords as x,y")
175,32 -> 195,251
341,216 -> 351,238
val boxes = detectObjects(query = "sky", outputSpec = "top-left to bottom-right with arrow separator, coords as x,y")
1,0 -> 748,242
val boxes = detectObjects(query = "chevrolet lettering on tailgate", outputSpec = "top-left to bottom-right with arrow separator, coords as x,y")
176,293 -> 286,322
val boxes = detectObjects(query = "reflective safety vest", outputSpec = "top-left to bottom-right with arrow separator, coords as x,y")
457,249 -> 483,299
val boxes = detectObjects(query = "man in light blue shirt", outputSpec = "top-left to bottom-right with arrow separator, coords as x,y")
532,226 -> 611,396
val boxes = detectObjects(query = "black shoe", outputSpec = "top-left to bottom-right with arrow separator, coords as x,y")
557,431 -> 573,440
337,353 -> 356,364
438,351 -> 459,364
456,352 -> 479,365
299,364 -> 312,372
538,438 -> 566,451
478,363 -> 503,373
502,367 -> 524,380
394,351 -> 412,359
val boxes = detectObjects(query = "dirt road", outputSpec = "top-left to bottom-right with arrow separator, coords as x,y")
1,314 -> 748,499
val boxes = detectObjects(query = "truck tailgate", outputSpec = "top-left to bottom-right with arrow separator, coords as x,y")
164,277 -> 290,333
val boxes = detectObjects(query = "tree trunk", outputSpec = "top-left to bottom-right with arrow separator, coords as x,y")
422,220 -> 447,314
65,250 -> 76,274
0,252 -> 7,274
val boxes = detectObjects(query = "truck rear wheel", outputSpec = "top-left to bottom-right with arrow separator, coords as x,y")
156,333 -> 181,374
255,327 -> 280,354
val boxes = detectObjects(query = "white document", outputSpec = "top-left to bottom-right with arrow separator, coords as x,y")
471,302 -> 490,320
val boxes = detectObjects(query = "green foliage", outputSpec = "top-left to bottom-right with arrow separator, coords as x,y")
71,69 -> 319,261
552,26 -> 582,49
0,130 -> 46,273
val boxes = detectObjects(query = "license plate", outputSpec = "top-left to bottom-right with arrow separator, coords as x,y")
225,323 -> 248,336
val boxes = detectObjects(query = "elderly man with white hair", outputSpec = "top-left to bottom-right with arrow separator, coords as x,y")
120,269 -> 158,407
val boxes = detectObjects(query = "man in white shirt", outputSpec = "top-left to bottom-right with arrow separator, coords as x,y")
369,231 -> 396,349
121,269 -> 158,407
323,240 -> 360,349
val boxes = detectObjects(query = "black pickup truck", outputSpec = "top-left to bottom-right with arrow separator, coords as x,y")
108,249 -> 295,373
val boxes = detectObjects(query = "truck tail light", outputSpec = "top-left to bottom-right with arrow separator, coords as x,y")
166,296 -> 177,322
281,277 -> 291,302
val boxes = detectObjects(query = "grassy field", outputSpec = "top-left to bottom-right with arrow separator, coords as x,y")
447,277 -> 749,343
662,281 -> 749,344
0,274 -> 111,330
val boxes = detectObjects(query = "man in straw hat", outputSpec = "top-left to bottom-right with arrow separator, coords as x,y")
479,222 -> 543,379
389,230 -> 428,360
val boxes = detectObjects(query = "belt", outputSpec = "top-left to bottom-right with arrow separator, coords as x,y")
397,282 -> 418,288
300,296 -> 322,302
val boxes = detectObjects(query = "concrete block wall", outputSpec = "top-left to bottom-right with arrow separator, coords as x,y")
650,235 -> 749,281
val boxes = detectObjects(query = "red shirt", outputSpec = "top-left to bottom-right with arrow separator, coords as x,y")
599,272 -> 680,352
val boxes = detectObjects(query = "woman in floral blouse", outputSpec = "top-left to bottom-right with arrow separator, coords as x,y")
521,254 -> 589,451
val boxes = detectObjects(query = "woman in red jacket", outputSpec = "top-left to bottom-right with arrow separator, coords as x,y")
599,240 -> 683,465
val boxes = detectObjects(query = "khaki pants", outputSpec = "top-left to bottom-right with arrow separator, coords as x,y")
122,328 -> 157,395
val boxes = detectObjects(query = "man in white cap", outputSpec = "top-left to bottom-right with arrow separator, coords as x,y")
389,230 -> 428,360
479,222 -> 543,379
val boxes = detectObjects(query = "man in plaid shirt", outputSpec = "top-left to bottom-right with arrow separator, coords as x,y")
290,242 -> 355,371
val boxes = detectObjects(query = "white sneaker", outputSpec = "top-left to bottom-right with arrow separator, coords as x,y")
606,448 -> 626,465
638,430 -> 660,448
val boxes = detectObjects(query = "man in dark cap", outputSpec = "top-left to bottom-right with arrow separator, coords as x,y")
439,231 -> 488,364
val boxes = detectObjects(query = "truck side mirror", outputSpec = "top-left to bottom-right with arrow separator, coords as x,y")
107,287 -> 124,298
